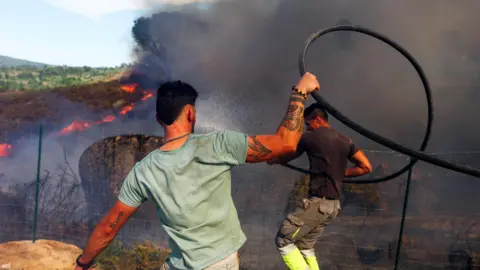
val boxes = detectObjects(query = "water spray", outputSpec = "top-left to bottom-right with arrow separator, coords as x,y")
282,25 -> 480,181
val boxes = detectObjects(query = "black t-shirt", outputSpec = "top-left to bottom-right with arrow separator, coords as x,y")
298,127 -> 359,199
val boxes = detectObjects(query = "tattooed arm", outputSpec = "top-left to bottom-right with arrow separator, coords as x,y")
267,137 -> 306,165
246,72 -> 320,163
76,200 -> 137,267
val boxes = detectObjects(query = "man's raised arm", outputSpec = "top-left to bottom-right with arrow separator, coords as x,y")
246,72 -> 319,163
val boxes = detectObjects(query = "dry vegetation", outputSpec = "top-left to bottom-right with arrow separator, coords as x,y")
95,240 -> 171,270
0,79 -> 145,142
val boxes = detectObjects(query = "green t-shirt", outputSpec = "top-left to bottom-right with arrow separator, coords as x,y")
118,130 -> 249,270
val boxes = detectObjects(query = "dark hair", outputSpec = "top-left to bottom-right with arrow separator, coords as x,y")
304,103 -> 328,121
156,80 -> 198,125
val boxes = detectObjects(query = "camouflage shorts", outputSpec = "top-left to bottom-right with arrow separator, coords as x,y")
275,197 -> 341,250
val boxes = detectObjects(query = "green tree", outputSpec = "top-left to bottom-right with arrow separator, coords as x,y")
41,67 -> 59,76
0,79 -> 6,91
17,72 -> 34,79
0,64 -> 124,91
9,81 -> 19,90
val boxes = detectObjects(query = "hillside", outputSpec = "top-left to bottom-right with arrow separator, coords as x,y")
0,55 -> 49,68
0,79 -> 151,142
0,55 -> 130,91
0,65 -> 124,92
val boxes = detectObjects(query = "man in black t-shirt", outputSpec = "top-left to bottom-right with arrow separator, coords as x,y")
268,103 -> 372,270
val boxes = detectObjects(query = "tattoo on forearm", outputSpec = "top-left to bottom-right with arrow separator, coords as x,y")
280,101 -> 304,132
109,211 -> 124,230
289,95 -> 306,103
247,136 -> 272,161
290,92 -> 306,103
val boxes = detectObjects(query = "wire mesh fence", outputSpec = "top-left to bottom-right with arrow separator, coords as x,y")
0,124 -> 479,269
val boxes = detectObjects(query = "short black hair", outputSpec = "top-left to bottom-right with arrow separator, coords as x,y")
156,80 -> 198,125
304,103 -> 328,121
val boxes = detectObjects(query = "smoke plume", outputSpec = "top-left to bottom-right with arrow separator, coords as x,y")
133,0 -> 480,152
2,2 -> 479,263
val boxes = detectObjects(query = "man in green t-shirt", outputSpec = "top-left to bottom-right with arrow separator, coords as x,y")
75,72 -> 320,270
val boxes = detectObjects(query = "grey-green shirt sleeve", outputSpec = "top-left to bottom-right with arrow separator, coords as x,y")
118,166 -> 147,208
214,130 -> 249,166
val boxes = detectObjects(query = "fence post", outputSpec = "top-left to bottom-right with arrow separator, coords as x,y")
393,163 -> 414,269
33,125 -> 43,243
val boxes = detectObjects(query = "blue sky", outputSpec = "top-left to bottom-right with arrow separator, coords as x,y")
0,0 -> 150,67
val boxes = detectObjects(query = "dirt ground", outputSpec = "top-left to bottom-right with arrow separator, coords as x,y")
0,240 -> 85,270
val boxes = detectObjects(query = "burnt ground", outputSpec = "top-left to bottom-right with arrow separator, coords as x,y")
0,80 -> 149,143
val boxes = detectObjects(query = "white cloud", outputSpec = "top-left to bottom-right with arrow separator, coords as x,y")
43,0 -> 145,20
43,0 -> 218,21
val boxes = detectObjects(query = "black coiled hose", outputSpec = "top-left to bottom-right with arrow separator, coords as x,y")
283,25 -> 480,180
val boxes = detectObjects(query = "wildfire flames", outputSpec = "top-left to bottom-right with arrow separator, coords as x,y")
0,143 -> 12,157
55,84 -> 152,136
142,92 -> 153,101
120,83 -> 138,93
120,105 -> 134,115
1,83 -> 153,157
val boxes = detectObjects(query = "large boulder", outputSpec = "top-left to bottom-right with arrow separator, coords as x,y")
79,135 -> 164,223
0,240 -> 85,270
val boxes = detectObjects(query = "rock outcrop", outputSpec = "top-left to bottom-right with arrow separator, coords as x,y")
79,135 -> 164,223
0,240 -> 84,270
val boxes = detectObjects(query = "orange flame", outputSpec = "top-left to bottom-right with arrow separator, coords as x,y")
0,143 -> 13,157
93,114 -> 116,125
142,91 -> 153,101
59,120 -> 91,134
1,84 -> 156,155
120,83 -> 138,93
101,115 -> 116,123
120,105 -> 134,115
38,86 -> 155,137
